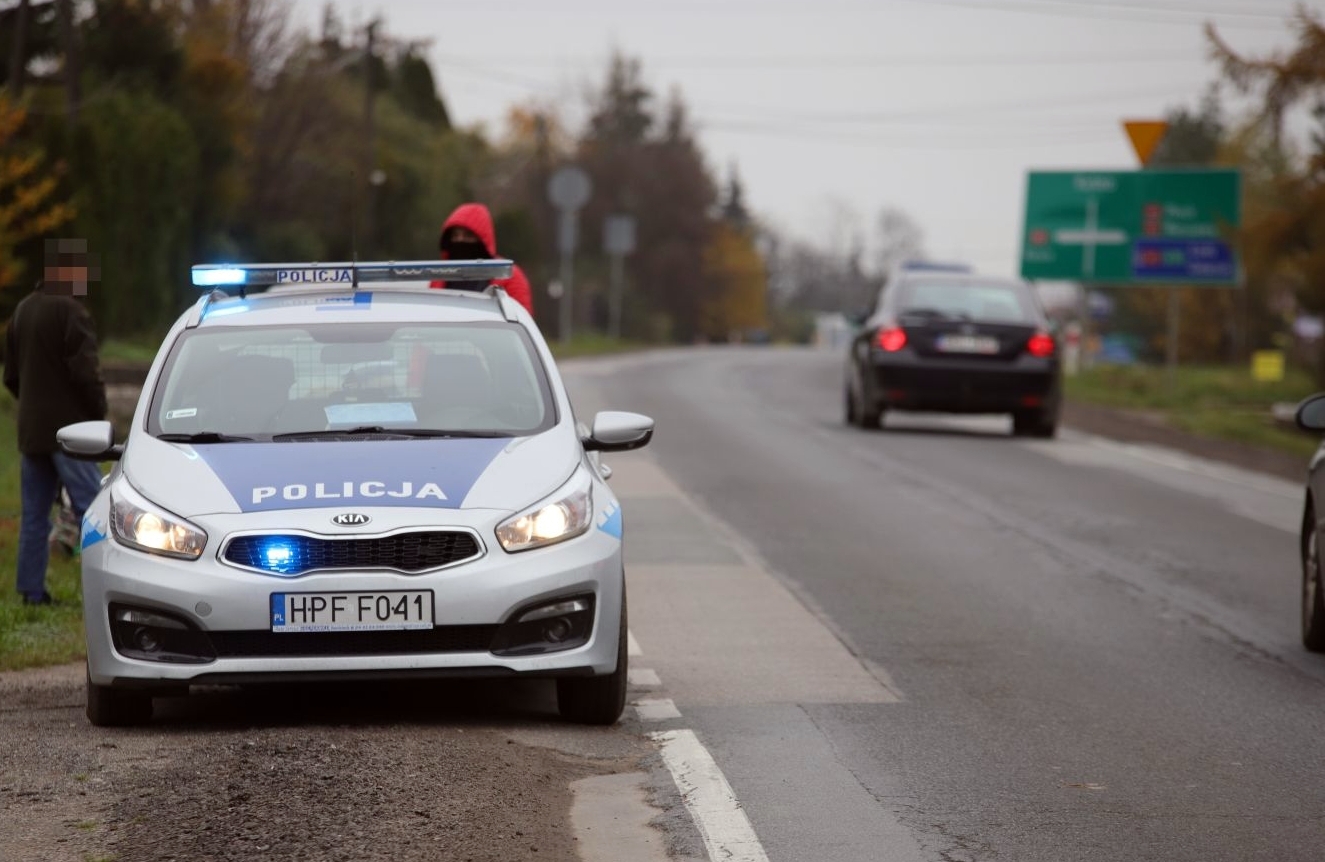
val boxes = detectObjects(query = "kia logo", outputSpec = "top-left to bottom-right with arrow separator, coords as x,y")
331,513 -> 371,527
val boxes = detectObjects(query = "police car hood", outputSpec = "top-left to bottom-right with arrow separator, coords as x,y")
121,427 -> 581,517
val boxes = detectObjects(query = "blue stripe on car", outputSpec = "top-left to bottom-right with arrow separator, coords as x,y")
194,438 -> 510,512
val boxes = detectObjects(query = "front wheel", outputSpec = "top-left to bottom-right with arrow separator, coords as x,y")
557,590 -> 628,725
86,669 -> 153,727
1302,518 -> 1325,652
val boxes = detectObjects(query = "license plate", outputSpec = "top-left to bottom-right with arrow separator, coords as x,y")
936,334 -> 999,354
270,591 -> 434,633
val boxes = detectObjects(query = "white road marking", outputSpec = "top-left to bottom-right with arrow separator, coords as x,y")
633,698 -> 682,721
628,630 -> 643,657
1027,431 -> 1303,534
651,729 -> 771,862
628,668 -> 662,688
1077,434 -> 1300,499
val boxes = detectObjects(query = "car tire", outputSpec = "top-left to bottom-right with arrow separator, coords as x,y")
851,379 -> 884,430
1012,409 -> 1057,438
86,669 -> 153,727
557,588 -> 628,725
1302,516 -> 1325,652
844,384 -> 859,426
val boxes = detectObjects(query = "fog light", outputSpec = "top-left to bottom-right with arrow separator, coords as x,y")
543,617 -> 573,643
134,627 -> 161,653
491,594 -> 596,657
108,603 -> 215,664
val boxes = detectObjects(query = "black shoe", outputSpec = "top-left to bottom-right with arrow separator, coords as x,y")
21,592 -> 55,606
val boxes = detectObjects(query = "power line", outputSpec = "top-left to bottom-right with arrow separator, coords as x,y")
892,0 -> 1297,28
678,82 -> 1214,125
435,50 -> 1202,71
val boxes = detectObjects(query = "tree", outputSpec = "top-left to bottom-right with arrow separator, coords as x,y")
1208,10 -> 1325,379
578,61 -> 716,342
871,206 -> 924,280
1110,89 -> 1242,363
702,222 -> 767,340
0,93 -> 74,296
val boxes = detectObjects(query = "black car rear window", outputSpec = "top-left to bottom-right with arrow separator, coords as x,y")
897,280 -> 1037,324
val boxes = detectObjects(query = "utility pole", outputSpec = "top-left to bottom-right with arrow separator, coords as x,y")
8,0 -> 31,99
361,19 -> 379,256
57,0 -> 79,122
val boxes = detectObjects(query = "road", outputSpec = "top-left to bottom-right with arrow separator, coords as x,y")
5,344 -> 1323,861
565,345 -> 1325,862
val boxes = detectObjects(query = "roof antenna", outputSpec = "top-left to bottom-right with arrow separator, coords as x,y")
350,169 -> 360,289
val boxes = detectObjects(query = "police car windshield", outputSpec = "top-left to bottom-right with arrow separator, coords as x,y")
149,322 -> 554,440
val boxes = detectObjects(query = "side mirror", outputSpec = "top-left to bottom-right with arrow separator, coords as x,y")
582,411 -> 654,452
57,420 -> 123,461
1297,394 -> 1325,432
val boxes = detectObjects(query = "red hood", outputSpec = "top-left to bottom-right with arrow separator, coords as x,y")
440,203 -> 497,257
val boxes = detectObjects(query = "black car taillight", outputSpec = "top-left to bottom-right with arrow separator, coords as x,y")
875,326 -> 907,352
1026,331 -> 1055,358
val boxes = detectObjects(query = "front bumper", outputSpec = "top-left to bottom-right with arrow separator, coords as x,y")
868,350 -> 1060,413
82,506 -> 625,689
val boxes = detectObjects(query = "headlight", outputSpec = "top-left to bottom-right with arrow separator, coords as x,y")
109,482 -> 207,560
495,470 -> 593,553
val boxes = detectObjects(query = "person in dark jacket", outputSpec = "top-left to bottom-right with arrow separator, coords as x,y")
431,203 -> 535,314
3,240 -> 107,605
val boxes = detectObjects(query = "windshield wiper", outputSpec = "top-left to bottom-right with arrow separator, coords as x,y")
156,432 -> 257,443
271,427 -> 509,440
272,426 -> 397,440
397,429 -> 510,438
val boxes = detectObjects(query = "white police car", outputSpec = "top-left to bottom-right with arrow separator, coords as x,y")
58,260 -> 653,726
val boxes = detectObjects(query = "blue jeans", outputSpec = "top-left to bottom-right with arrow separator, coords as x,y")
16,452 -> 103,600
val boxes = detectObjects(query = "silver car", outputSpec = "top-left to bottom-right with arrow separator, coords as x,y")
59,260 -> 653,726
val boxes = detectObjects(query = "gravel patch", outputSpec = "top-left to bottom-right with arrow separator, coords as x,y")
1,666 -> 637,862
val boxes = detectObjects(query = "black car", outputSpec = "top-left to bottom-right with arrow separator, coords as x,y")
1293,394 -> 1325,652
844,270 -> 1062,436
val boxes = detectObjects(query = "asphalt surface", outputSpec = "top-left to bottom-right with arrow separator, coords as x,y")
566,346 -> 1325,862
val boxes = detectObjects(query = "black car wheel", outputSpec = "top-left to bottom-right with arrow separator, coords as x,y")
844,384 -> 859,425
1012,408 -> 1058,438
1302,515 -> 1325,652
557,587 -> 628,725
86,667 -> 153,727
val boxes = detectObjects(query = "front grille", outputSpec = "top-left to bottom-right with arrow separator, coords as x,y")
208,625 -> 499,658
223,531 -> 482,576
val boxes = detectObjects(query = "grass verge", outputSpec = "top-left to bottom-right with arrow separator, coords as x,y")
1065,364 -> 1322,459
0,388 -> 87,672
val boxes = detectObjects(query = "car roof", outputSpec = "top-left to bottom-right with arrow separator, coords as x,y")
193,284 -> 517,329
895,272 -> 1033,290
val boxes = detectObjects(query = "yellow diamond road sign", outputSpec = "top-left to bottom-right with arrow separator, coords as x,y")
1124,120 -> 1168,166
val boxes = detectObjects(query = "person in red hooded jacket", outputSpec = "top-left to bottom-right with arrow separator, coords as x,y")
431,203 -> 534,314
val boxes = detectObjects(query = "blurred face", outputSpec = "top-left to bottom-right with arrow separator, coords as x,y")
441,226 -> 488,260
44,262 -> 90,296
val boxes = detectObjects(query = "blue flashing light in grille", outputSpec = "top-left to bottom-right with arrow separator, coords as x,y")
252,538 -> 302,576
224,531 -> 483,577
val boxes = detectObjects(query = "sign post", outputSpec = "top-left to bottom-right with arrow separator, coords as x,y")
603,214 -> 636,339
547,165 -> 592,344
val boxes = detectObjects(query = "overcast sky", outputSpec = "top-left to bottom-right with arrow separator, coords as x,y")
291,0 -> 1318,278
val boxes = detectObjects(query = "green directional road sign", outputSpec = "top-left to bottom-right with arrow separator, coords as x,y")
1020,169 -> 1241,284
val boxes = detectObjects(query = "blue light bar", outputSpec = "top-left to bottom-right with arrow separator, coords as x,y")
193,267 -> 247,286
191,259 -> 513,289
